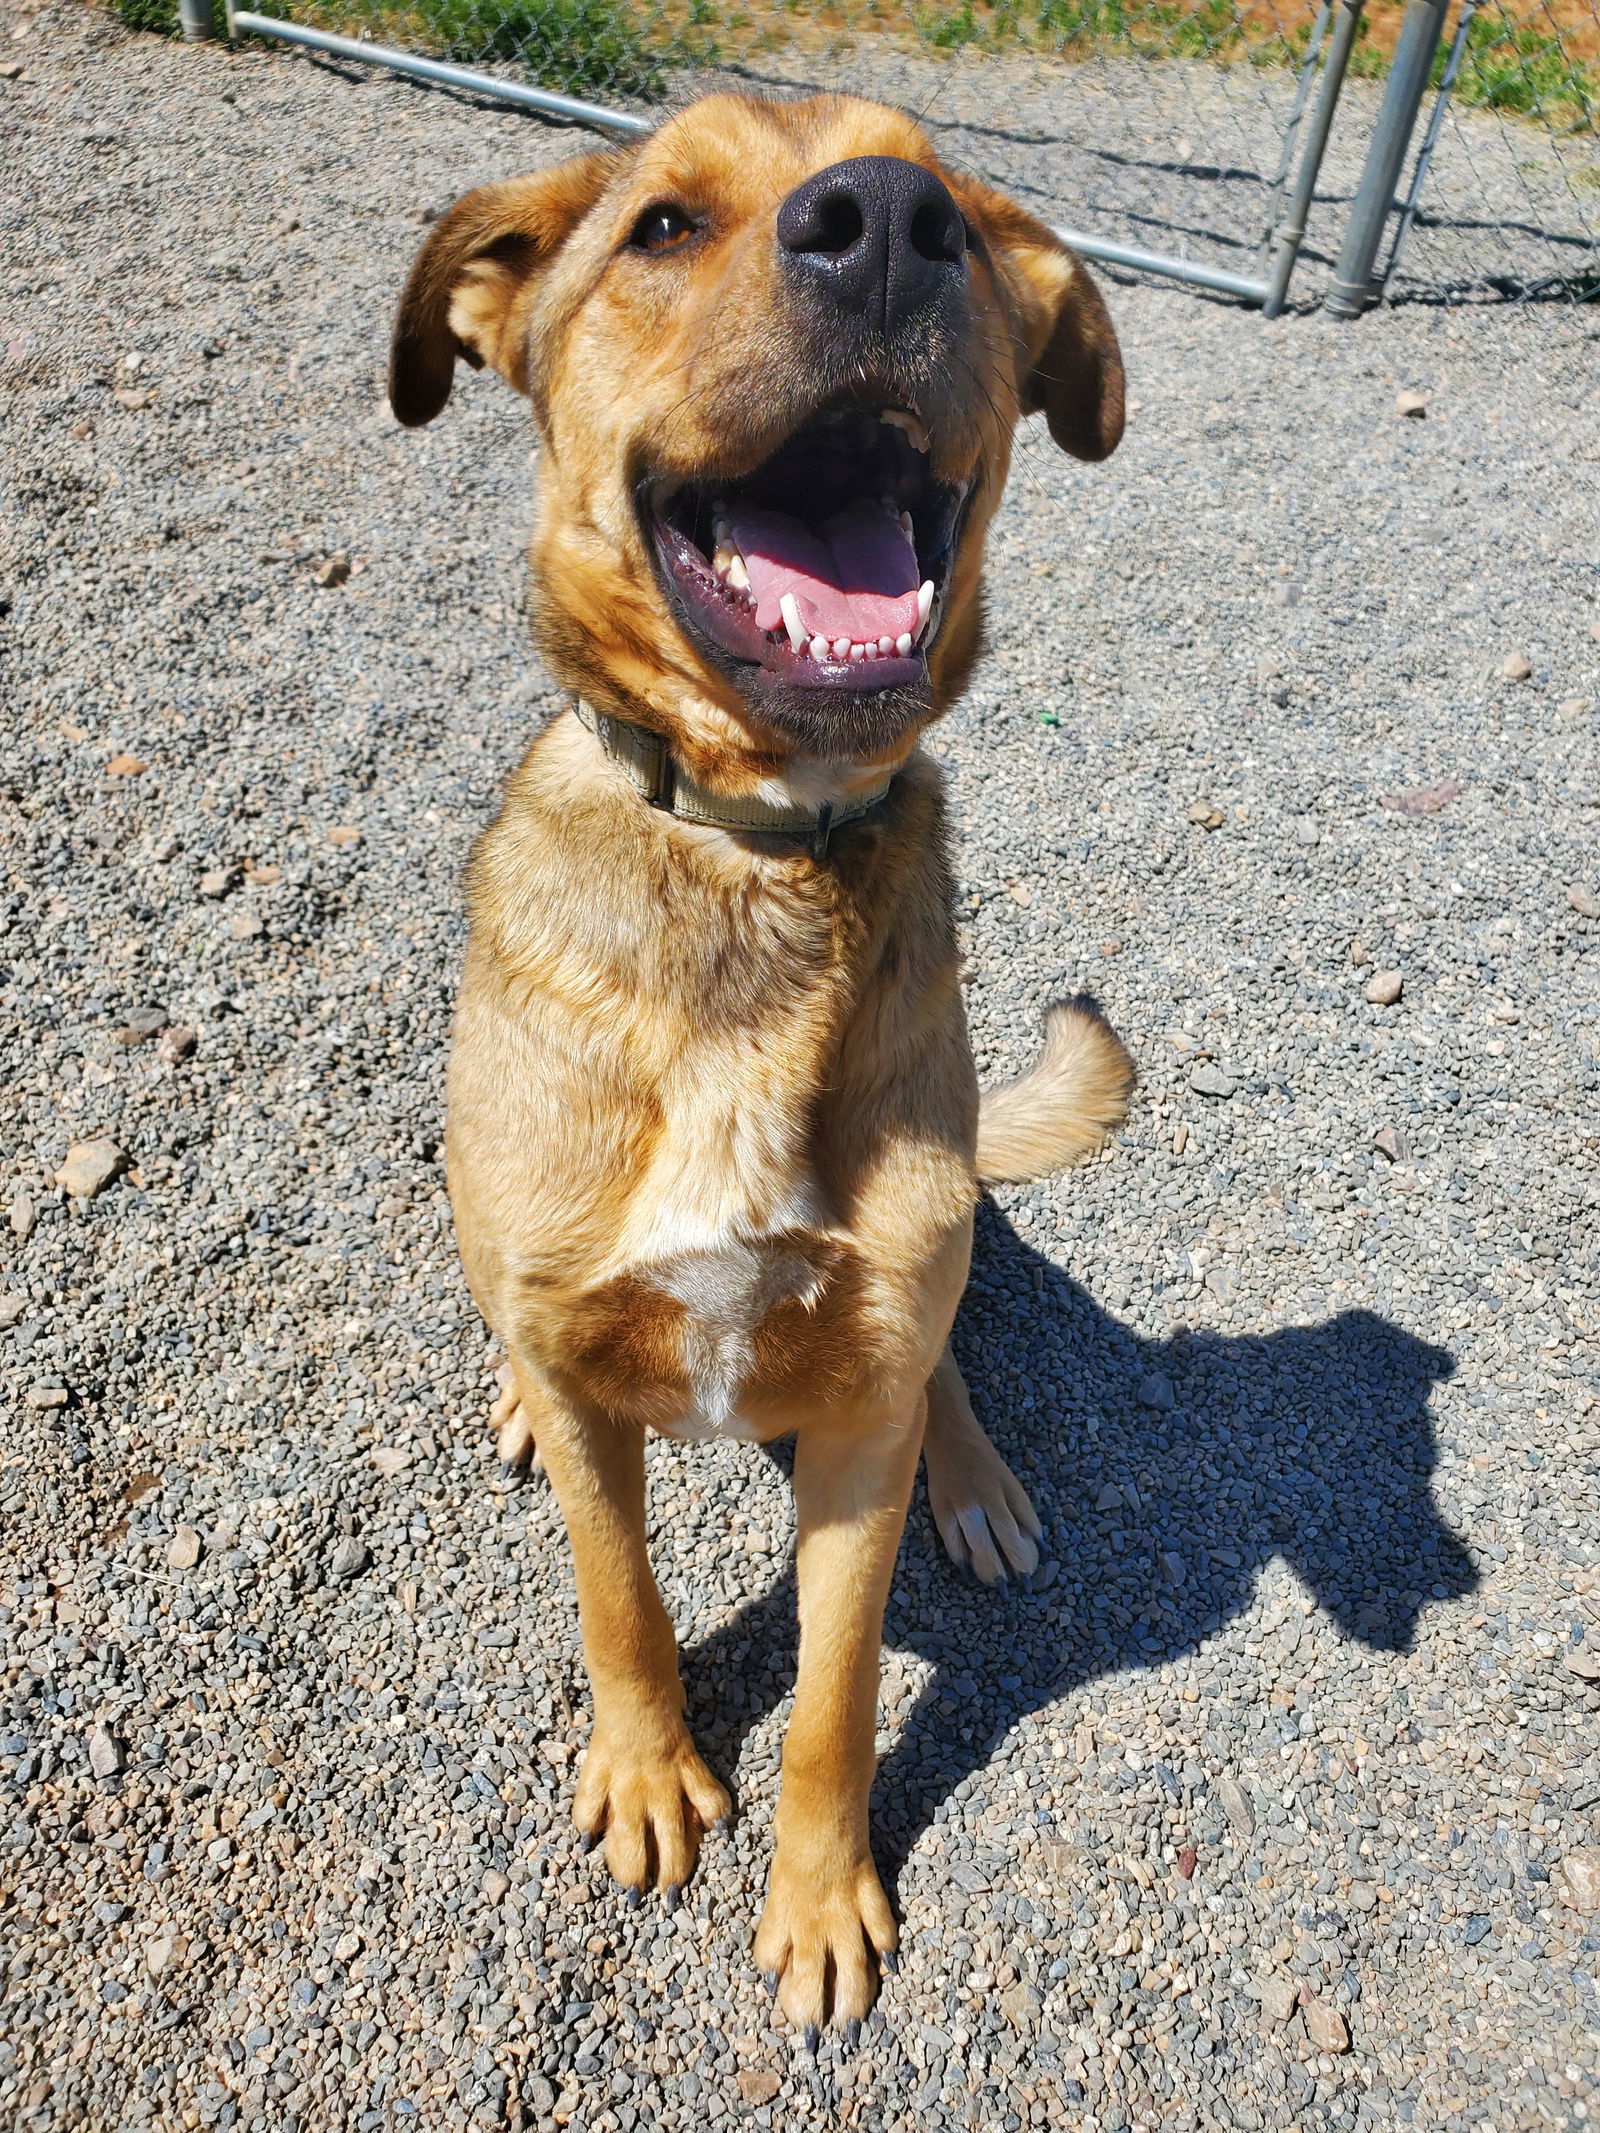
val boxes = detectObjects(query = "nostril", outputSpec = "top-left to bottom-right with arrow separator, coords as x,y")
909,200 -> 965,266
782,188 -> 865,257
813,192 -> 865,255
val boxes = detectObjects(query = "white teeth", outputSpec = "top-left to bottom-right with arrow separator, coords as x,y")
878,636 -> 893,655
712,544 -> 733,576
896,631 -> 913,657
916,580 -> 935,632
898,511 -> 914,536
779,592 -> 808,651
881,409 -> 930,451
832,638 -> 851,659
726,554 -> 749,591
849,642 -> 866,661
809,636 -> 829,660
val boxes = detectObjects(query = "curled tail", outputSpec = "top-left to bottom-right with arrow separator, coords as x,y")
976,998 -> 1136,1186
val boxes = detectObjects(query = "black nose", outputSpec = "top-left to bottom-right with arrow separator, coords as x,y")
777,156 -> 967,334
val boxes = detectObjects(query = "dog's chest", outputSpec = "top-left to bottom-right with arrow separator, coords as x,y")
646,1234 -> 826,1441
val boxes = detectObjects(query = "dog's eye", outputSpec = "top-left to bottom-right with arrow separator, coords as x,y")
629,204 -> 698,254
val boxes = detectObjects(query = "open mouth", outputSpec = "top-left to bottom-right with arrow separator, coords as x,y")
647,403 -> 968,699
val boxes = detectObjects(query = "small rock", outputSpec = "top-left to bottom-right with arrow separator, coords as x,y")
229,910 -> 263,941
1499,650 -> 1533,681
1259,1974 -> 1299,2025
315,552 -> 351,588
1365,970 -> 1403,1006
1346,1881 -> 1378,1912
1373,1125 -> 1408,1163
329,1538 -> 370,1582
1171,1121 -> 1189,1157
737,2072 -> 780,2106
1137,1371 -> 1176,1411
0,60 -> 26,80
1098,939 -> 1122,957
207,1836 -> 233,1864
86,1724 -> 124,1780
167,1525 -> 203,1571
1189,1064 -> 1236,1099
1290,816 -> 1320,847
26,1384 -> 68,1409
481,1869 -> 510,1903
1176,1844 -> 1196,1880
1300,1991 -> 1350,2053
0,1293 -> 25,1326
1378,779 -> 1463,816
245,861 -> 281,885
1214,1774 -> 1256,1836
56,1138 -> 127,1198
369,1445 -> 413,1479
156,1024 -> 197,1064
1186,800 -> 1224,831
105,752 -> 146,775
1349,938 -> 1369,966
1158,1550 -> 1186,1587
1565,1650 -> 1600,1683
9,1192 -> 36,1239
1559,1849 -> 1600,1911
1394,390 -> 1426,419
1007,880 -> 1032,907
1567,885 -> 1599,919
116,1005 -> 168,1043
1558,695 -> 1591,723
198,867 -> 234,898
145,1933 -> 185,1977
1095,1483 -> 1123,1511
327,825 -> 361,846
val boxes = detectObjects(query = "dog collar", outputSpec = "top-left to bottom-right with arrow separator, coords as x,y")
572,698 -> 892,856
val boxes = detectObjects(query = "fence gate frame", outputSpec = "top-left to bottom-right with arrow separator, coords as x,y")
207,0 -> 1472,319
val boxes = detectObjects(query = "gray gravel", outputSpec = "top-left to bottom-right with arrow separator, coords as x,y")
3,12 -> 1599,2133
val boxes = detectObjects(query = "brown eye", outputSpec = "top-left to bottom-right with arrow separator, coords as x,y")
630,204 -> 697,254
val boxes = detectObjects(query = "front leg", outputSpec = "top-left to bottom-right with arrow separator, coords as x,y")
755,1394 -> 925,2036
512,1360 -> 729,1898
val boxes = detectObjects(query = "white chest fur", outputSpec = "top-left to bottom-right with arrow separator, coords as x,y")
648,1234 -> 824,1441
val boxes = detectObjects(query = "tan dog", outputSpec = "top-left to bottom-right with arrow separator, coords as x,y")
390,92 -> 1133,2035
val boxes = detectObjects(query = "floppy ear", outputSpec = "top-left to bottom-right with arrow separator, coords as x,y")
389,152 -> 620,428
952,177 -> 1125,463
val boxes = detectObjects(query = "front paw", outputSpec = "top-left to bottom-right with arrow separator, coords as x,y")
926,1427 -> 1041,1584
754,1841 -> 897,2037
573,1717 -> 730,1902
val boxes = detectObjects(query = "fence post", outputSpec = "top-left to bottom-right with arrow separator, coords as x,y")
1323,0 -> 1451,317
1260,0 -> 1367,317
177,0 -> 216,36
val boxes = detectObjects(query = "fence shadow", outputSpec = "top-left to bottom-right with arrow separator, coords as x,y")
680,1197 -> 1471,1891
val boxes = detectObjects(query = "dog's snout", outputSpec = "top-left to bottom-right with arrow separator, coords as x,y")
777,156 -> 966,332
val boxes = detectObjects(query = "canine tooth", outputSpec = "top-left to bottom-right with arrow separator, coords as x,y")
915,581 -> 935,638
896,631 -> 913,657
779,592 -> 808,651
898,511 -> 914,536
712,544 -> 733,576
727,554 -> 749,591
881,409 -> 930,451
809,636 -> 829,660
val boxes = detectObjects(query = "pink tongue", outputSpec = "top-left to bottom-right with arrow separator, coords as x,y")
729,499 -> 920,645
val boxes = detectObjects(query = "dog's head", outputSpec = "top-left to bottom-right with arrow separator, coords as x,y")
391,94 -> 1122,783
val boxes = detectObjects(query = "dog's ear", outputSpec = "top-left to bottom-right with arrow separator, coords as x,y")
389,152 -> 619,428
952,176 -> 1125,463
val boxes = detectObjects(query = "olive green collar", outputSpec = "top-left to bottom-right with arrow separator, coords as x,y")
572,698 -> 893,856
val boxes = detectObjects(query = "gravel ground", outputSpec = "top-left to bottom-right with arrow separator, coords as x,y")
3,12 -> 1600,2133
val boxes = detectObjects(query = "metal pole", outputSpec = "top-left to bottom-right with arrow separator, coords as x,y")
177,0 -> 215,38
1260,0 -> 1366,316
1052,229 -> 1269,303
1375,0 -> 1480,293
1254,0 -> 1334,277
1323,0 -> 1451,317
227,12 -> 654,135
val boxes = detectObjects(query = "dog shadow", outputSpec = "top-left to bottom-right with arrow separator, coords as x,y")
679,1197 -> 1472,1887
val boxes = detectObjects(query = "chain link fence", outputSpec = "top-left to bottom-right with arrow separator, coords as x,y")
127,0 -> 1599,309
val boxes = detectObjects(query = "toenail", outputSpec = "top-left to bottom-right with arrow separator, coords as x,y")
664,1883 -> 680,1913
804,2024 -> 820,2056
880,1949 -> 898,1976
625,1885 -> 641,1909
845,2018 -> 861,2050
581,1831 -> 600,1854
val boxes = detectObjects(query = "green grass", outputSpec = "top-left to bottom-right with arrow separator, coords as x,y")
1437,5 -> 1597,129
411,0 -> 668,92
114,0 -> 178,31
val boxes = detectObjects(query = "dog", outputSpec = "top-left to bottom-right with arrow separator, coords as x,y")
389,91 -> 1133,2035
